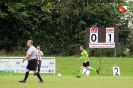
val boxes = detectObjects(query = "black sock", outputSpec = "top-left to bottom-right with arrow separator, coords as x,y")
24,72 -> 29,81
36,72 -> 43,81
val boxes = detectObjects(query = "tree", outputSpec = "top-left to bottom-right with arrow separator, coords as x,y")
0,0 -> 130,56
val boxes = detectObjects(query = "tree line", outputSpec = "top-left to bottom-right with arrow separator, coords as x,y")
0,0 -> 132,56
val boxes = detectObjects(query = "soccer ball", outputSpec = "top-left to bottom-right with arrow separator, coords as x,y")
58,73 -> 61,78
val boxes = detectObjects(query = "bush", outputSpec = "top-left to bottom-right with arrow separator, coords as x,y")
87,48 -> 114,57
0,49 -> 7,55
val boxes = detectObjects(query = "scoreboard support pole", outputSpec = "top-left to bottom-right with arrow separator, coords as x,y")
98,48 -> 117,70
99,49 -> 102,70
86,27 -> 119,75
113,49 -> 121,76
114,49 -> 116,66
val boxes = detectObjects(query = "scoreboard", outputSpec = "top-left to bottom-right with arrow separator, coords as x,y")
85,27 -> 118,48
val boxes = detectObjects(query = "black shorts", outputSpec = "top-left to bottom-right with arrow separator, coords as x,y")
82,61 -> 90,67
26,59 -> 37,70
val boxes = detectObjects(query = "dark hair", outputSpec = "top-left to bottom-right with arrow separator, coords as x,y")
80,45 -> 85,49
37,45 -> 40,47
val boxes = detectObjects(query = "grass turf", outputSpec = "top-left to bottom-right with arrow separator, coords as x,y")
0,57 -> 133,88
56,57 -> 133,76
0,75 -> 133,88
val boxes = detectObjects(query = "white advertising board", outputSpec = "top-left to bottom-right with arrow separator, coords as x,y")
0,57 -> 56,75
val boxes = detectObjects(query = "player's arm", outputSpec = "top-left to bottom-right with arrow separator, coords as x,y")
77,56 -> 82,61
38,51 -> 43,56
22,54 -> 30,63
36,54 -> 39,64
22,48 -> 31,63
36,54 -> 38,61
40,51 -> 44,56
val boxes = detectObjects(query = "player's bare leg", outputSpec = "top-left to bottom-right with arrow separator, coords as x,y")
19,69 -> 30,83
76,66 -> 84,78
87,66 -> 90,70
87,66 -> 99,75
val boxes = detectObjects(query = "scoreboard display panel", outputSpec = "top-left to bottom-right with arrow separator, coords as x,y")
85,27 -> 118,48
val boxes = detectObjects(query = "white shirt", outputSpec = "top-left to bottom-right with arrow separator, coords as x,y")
37,50 -> 43,60
26,46 -> 36,61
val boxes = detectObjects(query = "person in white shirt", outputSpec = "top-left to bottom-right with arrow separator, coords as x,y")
36,45 -> 44,73
19,40 -> 43,83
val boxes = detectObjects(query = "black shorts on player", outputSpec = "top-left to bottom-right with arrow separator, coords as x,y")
26,59 -> 37,70
82,61 -> 90,67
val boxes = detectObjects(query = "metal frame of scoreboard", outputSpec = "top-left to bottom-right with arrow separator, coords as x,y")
85,27 -> 118,48
85,27 -> 119,76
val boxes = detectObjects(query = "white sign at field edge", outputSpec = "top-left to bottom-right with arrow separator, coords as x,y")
0,57 -> 56,76
113,66 -> 120,76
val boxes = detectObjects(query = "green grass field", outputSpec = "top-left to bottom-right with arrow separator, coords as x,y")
0,57 -> 133,88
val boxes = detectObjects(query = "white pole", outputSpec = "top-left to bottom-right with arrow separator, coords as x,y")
10,57 -> 12,76
54,58 -> 56,76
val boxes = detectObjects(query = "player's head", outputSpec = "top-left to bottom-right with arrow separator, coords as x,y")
27,40 -> 33,47
80,45 -> 85,51
36,45 -> 40,50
